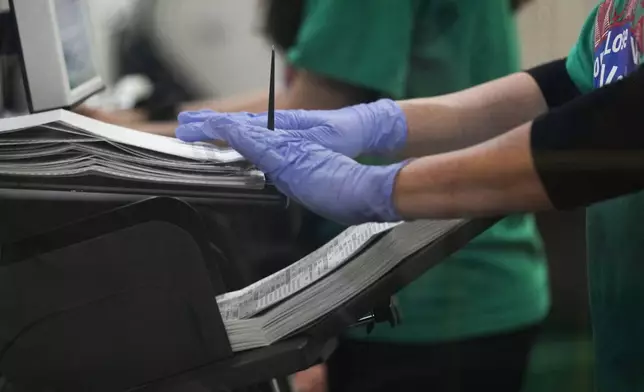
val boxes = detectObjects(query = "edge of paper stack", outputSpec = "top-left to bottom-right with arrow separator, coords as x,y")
0,110 -> 264,188
218,219 -> 467,352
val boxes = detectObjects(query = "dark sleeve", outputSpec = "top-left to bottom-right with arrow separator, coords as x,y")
530,65 -> 644,210
525,58 -> 581,108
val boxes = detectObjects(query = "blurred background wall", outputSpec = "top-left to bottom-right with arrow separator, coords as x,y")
86,0 -> 284,95
85,0 -> 596,93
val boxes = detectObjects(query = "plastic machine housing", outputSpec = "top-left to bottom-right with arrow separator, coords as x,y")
0,177 -> 497,391
0,175 -> 303,292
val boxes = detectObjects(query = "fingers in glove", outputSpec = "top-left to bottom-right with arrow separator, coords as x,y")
177,110 -> 216,124
175,122 -> 215,142
176,112 -> 266,142
208,117 -> 289,174
177,110 -> 259,125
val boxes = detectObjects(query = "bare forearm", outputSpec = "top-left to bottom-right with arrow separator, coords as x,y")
182,69 -> 368,112
180,90 -> 272,113
393,122 -> 552,219
124,92 -> 274,137
394,63 -> 644,220
128,70 -> 366,136
398,72 -> 548,156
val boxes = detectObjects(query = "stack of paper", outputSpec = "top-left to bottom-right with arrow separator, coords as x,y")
216,219 -> 466,352
0,110 -> 264,188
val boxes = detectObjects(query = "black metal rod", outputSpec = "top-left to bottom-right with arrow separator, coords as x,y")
267,46 -> 275,131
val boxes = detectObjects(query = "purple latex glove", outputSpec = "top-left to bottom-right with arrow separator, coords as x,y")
176,99 -> 408,158
183,116 -> 407,225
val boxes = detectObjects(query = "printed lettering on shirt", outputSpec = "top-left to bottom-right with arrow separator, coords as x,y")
593,0 -> 644,88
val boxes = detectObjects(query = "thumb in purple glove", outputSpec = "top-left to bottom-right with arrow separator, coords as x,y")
204,116 -> 408,225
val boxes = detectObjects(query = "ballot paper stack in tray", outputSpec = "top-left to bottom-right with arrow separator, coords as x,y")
217,219 -> 467,352
0,110 -> 264,188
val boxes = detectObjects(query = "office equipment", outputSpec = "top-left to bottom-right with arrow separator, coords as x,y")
0,6 -> 496,388
219,222 -> 400,322
9,0 -> 104,112
0,196 -> 496,391
0,109 -> 261,188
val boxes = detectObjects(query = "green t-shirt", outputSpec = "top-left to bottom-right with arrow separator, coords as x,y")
287,0 -> 550,343
566,1 -> 644,390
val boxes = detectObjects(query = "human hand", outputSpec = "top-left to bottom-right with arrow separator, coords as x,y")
175,99 -> 408,158
292,364 -> 328,392
176,116 -> 407,225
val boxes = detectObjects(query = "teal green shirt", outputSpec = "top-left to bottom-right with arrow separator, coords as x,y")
287,0 -> 550,342
566,1 -> 644,390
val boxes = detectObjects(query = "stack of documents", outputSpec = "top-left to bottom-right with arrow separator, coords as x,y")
216,219 -> 466,352
0,110 -> 264,188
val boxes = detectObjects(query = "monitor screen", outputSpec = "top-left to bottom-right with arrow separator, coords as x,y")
10,0 -> 105,112
53,0 -> 97,90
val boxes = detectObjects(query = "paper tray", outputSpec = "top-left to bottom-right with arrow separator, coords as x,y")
303,218 -> 498,340
134,218 -> 498,391
0,194 -> 497,391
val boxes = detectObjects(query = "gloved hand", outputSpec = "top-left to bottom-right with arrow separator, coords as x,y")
175,99 -> 408,158
176,116 -> 407,225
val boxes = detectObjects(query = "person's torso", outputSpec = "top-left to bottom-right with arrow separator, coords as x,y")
404,0 -> 521,98
319,0 -> 550,343
567,1 -> 644,389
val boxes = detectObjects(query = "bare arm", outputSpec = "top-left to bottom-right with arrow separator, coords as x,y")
183,69 -> 368,112
397,72 -> 548,157
393,64 -> 644,220
179,90 -> 272,113
100,91 -> 274,137
393,122 -> 552,219
80,70 -> 370,137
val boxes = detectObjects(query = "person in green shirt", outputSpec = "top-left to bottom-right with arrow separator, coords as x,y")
261,1 -> 549,391
176,0 -> 644,390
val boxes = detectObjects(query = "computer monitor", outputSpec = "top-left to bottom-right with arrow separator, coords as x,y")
9,0 -> 103,113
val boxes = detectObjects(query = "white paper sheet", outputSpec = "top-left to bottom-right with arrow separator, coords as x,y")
0,109 -> 245,163
216,221 -> 402,321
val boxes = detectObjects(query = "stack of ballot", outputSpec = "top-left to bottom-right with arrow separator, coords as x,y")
217,219 -> 467,352
0,110 -> 264,188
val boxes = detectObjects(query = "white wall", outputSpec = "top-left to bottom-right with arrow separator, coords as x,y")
517,0 -> 597,68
